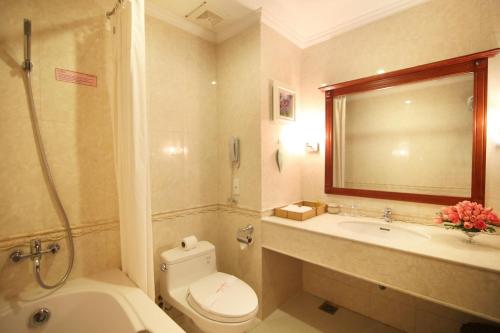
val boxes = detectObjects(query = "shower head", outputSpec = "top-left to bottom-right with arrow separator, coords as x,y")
23,18 -> 32,71
24,18 -> 31,36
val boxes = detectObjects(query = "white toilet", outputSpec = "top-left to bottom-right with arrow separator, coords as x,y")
160,241 -> 258,333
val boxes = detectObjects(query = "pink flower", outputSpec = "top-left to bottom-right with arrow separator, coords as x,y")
474,219 -> 487,230
448,212 -> 460,223
464,222 -> 473,229
487,213 -> 500,225
437,201 -> 498,232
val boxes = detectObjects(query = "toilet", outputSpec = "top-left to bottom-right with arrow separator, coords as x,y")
160,241 -> 258,333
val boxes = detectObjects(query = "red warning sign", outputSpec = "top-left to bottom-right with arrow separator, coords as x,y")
55,68 -> 97,87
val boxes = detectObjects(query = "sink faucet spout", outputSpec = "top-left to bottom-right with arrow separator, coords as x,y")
383,208 -> 392,223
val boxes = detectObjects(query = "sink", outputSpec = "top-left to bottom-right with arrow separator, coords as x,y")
338,220 -> 431,241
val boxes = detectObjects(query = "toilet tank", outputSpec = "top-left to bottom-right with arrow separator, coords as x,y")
160,241 -> 217,296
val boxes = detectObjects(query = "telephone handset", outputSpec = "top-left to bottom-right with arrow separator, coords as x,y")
229,137 -> 240,168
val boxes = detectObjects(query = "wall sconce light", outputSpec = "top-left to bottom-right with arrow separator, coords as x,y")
305,142 -> 320,153
275,148 -> 284,172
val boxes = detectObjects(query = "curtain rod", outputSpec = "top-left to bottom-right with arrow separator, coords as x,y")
106,0 -> 125,19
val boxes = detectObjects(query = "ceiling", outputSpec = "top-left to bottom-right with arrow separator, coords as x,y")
146,0 -> 429,48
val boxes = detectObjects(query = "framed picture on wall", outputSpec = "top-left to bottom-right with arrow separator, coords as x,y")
273,81 -> 296,122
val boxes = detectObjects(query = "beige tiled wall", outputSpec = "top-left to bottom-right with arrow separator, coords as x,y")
303,262 -> 491,333
300,0 -> 500,219
217,23 -> 262,211
146,16 -> 265,305
215,22 -> 264,311
145,15 -> 220,296
0,0 -> 120,295
0,225 -> 120,299
261,24 -> 303,211
217,209 -> 262,307
146,15 -> 218,214
261,248 -> 302,318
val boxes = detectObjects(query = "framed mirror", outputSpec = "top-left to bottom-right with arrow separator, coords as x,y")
321,49 -> 500,205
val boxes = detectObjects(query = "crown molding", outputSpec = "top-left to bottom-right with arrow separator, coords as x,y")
145,1 -> 216,42
260,9 -> 304,48
301,0 -> 429,49
261,0 -> 429,49
145,0 -> 428,49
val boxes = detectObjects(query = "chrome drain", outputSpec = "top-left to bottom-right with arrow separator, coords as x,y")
29,308 -> 50,327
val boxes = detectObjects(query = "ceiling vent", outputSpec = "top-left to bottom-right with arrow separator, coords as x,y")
196,10 -> 223,27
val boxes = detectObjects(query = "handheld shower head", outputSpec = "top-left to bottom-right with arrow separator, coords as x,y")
24,18 -> 31,36
23,18 -> 32,71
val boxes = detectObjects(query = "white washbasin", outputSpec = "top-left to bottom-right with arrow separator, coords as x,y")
338,220 -> 431,241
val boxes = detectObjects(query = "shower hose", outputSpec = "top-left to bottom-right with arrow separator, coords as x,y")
23,69 -> 75,289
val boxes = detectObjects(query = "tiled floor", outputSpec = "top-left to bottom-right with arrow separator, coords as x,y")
173,291 -> 403,333
250,292 -> 403,333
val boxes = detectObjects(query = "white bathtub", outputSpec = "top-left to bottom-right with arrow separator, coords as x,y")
0,269 -> 184,333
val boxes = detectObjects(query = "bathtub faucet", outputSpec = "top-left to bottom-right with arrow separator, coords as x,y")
9,239 -> 60,263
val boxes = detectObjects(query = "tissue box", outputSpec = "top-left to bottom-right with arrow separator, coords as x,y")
274,201 -> 327,221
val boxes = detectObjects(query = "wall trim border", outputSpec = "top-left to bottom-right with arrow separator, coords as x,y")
0,219 -> 119,251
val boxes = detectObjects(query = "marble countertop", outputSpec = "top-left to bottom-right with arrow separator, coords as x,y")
262,214 -> 500,273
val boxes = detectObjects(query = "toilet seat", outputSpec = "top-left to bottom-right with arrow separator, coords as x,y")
187,272 -> 258,323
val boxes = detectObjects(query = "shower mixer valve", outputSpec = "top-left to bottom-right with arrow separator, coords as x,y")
10,239 -> 60,263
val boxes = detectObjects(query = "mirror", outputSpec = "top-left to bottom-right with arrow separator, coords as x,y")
335,74 -> 473,197
322,49 -> 500,205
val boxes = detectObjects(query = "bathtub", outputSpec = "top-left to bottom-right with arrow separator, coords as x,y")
0,269 -> 184,333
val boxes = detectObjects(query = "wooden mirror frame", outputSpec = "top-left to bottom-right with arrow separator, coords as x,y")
321,49 -> 500,205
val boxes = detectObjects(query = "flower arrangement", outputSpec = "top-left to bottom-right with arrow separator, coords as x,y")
435,200 -> 499,234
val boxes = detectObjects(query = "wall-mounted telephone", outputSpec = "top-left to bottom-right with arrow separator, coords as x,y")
229,137 -> 240,168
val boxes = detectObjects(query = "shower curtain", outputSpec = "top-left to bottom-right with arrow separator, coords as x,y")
112,0 -> 154,298
333,96 -> 346,187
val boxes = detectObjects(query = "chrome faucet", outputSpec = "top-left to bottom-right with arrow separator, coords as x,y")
383,208 -> 392,223
31,239 -> 42,259
10,239 -> 60,263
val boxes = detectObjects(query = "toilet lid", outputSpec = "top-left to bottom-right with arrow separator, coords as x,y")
187,272 -> 258,323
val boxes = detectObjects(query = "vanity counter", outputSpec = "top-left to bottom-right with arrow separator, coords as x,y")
262,214 -> 500,322
262,214 -> 500,273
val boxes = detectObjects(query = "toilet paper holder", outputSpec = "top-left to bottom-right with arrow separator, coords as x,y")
237,224 -> 254,245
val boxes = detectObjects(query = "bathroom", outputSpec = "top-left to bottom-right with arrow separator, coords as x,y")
1,0 -> 500,332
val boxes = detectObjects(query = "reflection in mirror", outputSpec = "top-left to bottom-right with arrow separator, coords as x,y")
332,73 -> 474,197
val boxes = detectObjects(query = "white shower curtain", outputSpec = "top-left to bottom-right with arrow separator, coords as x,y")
333,96 -> 346,187
112,0 -> 154,299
